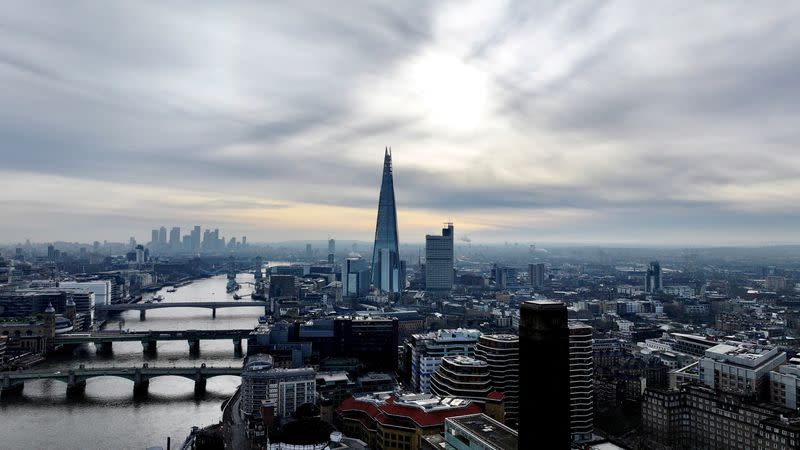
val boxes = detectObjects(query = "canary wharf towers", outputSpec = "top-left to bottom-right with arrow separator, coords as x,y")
371,148 -> 403,293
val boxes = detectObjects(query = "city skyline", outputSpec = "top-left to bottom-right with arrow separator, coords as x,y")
3,2 -> 800,245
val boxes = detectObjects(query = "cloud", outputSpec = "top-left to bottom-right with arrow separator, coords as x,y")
1,1 -> 800,245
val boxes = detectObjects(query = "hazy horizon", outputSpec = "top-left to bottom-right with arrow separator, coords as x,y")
2,2 -> 800,245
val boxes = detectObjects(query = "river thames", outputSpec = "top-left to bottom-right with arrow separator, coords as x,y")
0,273 -> 266,450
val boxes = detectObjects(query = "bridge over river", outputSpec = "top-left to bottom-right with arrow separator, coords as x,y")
54,328 -> 253,355
96,301 -> 269,320
0,364 -> 241,397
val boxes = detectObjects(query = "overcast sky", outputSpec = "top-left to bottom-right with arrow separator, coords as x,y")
1,1 -> 799,246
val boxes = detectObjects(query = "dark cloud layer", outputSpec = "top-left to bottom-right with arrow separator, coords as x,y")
1,1 -> 800,244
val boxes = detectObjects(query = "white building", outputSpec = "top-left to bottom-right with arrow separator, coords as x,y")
59,280 -> 110,306
408,328 -> 481,393
699,342 -> 785,394
240,354 -> 316,418
770,358 -> 800,409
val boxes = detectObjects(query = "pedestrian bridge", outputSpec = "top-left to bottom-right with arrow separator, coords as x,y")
0,364 -> 241,397
96,301 -> 268,320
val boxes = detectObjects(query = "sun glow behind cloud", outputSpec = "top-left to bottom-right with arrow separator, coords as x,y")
2,1 -> 800,244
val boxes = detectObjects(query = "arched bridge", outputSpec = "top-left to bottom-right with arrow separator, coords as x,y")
54,328 -> 253,356
0,364 -> 241,397
96,301 -> 268,320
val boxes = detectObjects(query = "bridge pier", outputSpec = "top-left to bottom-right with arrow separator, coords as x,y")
139,310 -> 146,321
133,368 -> 149,397
188,339 -> 200,356
194,374 -> 207,396
66,380 -> 86,398
233,338 -> 243,357
212,308 -> 216,319
142,340 -> 157,355
1,375 -> 24,397
96,341 -> 113,355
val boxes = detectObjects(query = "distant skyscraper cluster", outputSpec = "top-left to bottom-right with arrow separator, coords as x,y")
146,225 -> 247,254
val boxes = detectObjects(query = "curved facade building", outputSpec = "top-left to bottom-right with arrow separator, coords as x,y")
430,355 -> 492,401
568,322 -> 594,442
475,334 -> 519,426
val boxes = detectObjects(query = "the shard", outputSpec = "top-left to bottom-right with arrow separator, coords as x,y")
371,147 -> 402,292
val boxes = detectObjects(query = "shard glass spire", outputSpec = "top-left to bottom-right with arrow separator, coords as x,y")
371,147 -> 401,292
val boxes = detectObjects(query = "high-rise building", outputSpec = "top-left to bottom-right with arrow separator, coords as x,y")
645,261 -> 662,293
328,238 -> 335,264
150,229 -> 159,245
528,263 -> 545,288
169,227 -> 180,248
158,226 -> 167,245
343,257 -> 370,298
371,148 -> 402,293
239,354 -> 316,419
475,334 -> 519,427
425,222 -> 454,292
519,301 -> 570,449
406,328 -> 481,394
191,226 -> 201,251
568,322 -> 594,442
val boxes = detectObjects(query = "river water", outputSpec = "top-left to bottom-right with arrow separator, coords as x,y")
0,273 -> 268,450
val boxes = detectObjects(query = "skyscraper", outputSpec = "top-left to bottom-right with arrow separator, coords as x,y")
519,301 -> 570,449
425,222 -> 454,292
646,261 -> 662,293
191,226 -> 201,251
169,227 -> 180,248
158,226 -> 167,245
371,147 -> 402,293
328,238 -> 335,264
528,262 -> 545,288
151,229 -> 159,245
475,334 -> 519,427
568,322 -> 594,442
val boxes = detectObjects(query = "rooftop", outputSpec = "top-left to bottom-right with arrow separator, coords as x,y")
447,414 -> 518,450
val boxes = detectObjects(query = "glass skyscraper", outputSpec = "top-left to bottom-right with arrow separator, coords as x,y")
371,148 -> 402,293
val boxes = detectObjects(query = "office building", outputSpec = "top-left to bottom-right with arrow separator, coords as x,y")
519,301 -> 570,449
158,226 -> 167,245
645,261 -> 662,293
699,342 -> 785,394
371,148 -> 402,293
445,414 -> 519,450
568,322 -> 594,442
343,257 -> 370,298
770,359 -> 800,409
642,383 -> 800,450
150,229 -> 159,246
430,355 -> 492,401
191,225 -> 201,251
328,238 -> 336,264
169,227 -> 180,248
334,316 -> 399,372
59,280 -> 111,306
269,275 -> 297,299
527,263 -> 545,288
475,334 -> 519,427
425,222 -> 454,292
407,328 -> 481,394
239,354 -> 316,419
336,392 -> 481,450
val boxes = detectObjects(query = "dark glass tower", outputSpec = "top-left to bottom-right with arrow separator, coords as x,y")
519,300 -> 570,449
371,147 -> 401,292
